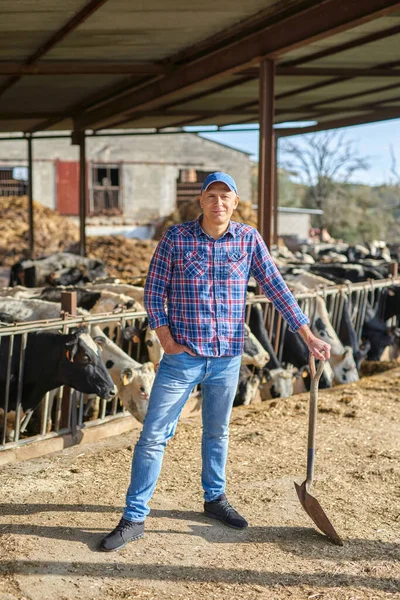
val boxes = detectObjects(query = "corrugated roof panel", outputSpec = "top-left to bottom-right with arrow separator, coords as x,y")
307,33 -> 400,68
44,0 -> 280,62
275,77 -> 394,109
0,74 -> 126,113
0,119 -> 44,132
280,14 -> 400,64
319,86 -> 400,108
0,0 -> 86,60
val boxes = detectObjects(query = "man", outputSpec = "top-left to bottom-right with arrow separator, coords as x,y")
100,172 -> 330,552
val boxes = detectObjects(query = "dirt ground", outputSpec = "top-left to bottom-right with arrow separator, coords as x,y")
0,368 -> 399,600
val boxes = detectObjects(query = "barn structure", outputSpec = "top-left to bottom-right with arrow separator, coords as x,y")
0,133 -> 252,221
0,0 -> 399,252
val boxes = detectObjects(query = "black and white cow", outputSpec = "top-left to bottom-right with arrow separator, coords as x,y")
0,327 -> 116,439
338,297 -> 370,369
91,325 -> 155,423
122,320 -> 164,367
248,303 -> 294,399
312,296 -> 359,384
9,252 -> 108,288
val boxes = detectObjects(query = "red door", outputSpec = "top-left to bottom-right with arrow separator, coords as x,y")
56,160 -> 79,215
56,161 -> 89,215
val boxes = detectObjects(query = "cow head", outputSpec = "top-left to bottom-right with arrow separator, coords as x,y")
242,324 -> 270,368
122,321 -> 163,367
330,346 -> 359,384
263,367 -> 293,399
118,362 -> 155,422
59,327 -> 116,400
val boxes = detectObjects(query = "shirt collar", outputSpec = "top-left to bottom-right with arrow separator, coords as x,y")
195,215 -> 237,239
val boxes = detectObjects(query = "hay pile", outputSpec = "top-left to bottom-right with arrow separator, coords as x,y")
69,235 -> 158,282
0,196 -> 79,265
155,199 -> 257,238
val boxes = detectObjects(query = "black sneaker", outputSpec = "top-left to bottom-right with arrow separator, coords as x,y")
99,517 -> 144,552
204,494 -> 248,529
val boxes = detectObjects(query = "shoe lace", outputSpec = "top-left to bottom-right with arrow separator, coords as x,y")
219,499 -> 239,516
115,518 -> 136,532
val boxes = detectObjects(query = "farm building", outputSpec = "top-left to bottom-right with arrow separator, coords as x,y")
0,133 -> 252,222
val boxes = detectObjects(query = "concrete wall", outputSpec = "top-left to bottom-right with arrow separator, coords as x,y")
0,134 -> 251,220
278,212 -> 310,239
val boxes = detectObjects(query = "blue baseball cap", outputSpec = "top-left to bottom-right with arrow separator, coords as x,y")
201,172 -> 238,194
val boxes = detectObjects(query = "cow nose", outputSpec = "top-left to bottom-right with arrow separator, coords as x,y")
107,385 -> 118,398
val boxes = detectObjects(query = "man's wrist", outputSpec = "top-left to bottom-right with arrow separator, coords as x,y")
297,324 -> 314,342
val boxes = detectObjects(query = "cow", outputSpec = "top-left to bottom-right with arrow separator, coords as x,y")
362,302 -> 395,361
312,296 -> 359,384
280,327 -> 334,390
91,326 -> 155,423
338,297 -> 370,369
233,365 -> 261,407
36,288 -> 144,314
248,303 -> 294,399
86,282 -> 145,304
0,327 -> 116,441
242,323 -> 270,368
9,252 -> 108,287
122,320 -> 164,367
0,297 -> 86,322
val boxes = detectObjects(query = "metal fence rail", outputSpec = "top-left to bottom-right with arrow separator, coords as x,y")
1,277 -> 399,453
0,308 -> 147,451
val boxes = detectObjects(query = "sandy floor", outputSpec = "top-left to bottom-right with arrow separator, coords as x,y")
0,367 -> 399,600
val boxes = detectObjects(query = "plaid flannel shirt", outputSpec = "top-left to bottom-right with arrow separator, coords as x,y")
144,217 -> 309,357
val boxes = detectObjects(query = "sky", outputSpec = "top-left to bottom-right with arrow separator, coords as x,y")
198,118 -> 400,187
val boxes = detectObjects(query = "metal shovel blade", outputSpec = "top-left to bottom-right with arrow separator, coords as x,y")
295,480 -> 343,546
295,355 -> 343,546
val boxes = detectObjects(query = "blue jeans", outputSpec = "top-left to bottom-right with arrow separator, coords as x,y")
123,352 -> 241,522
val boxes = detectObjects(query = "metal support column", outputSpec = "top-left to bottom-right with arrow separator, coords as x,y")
27,134 -> 34,258
258,59 -> 275,248
273,134 -> 278,245
71,130 -> 87,256
79,132 -> 86,257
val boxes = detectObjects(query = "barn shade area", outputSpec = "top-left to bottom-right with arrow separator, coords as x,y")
0,0 -> 400,252
1,266 -> 400,459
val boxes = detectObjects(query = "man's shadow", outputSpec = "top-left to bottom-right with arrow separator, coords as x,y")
1,504 -> 399,563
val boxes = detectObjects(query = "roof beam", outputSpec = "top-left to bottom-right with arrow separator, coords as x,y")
281,23 -> 400,68
240,65 -> 400,77
299,80 -> 400,111
74,0 -> 400,130
0,61 -> 170,76
98,76 -> 256,130
276,107 -> 400,136
0,0 -> 110,99
279,66 -> 400,77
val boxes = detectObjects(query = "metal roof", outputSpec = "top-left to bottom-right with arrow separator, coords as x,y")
0,0 -> 399,136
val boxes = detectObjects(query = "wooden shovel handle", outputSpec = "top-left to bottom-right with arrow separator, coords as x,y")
306,353 -> 326,490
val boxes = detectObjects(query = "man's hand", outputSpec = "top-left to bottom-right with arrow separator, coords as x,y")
163,339 -> 197,356
155,325 -> 197,356
297,324 -> 331,361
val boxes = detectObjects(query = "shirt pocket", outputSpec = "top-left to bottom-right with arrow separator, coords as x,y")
183,250 -> 207,279
227,251 -> 248,280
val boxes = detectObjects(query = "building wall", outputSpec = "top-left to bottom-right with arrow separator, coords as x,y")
278,212 -> 310,239
0,134 -> 251,220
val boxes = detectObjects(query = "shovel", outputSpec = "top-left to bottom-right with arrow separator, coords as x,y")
294,354 -> 343,546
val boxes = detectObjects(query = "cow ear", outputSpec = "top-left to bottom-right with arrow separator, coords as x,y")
65,331 -> 80,362
122,326 -> 141,342
93,335 -> 106,350
121,368 -> 134,385
65,344 -> 78,362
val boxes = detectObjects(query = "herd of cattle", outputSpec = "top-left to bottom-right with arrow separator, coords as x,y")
0,248 -> 399,444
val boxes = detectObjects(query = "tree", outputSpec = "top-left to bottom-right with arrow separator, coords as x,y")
279,130 -> 370,232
